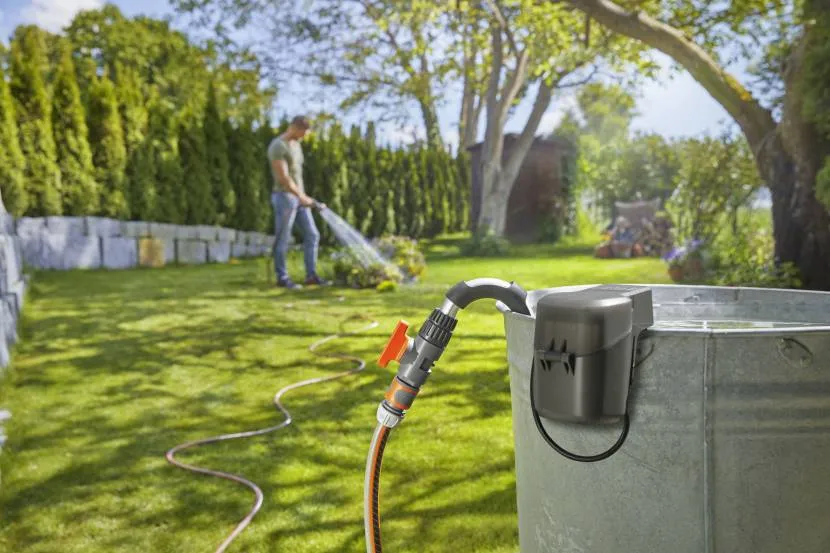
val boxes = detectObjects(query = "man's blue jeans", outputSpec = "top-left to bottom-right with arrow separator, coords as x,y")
272,191 -> 320,282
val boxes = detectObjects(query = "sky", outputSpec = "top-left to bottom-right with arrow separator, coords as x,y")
0,0 -> 738,149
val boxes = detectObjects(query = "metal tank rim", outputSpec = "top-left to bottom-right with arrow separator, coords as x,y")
495,283 -> 830,337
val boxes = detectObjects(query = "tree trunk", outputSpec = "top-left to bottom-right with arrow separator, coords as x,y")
565,0 -> 830,290
760,28 -> 830,290
758,135 -> 830,289
479,164 -> 511,235
419,97 -> 443,150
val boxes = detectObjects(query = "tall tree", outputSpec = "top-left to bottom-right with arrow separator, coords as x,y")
204,82 -> 235,225
173,0 -> 449,148
149,99 -> 185,224
179,116 -> 216,225
114,62 -> 152,219
87,71 -> 128,218
563,0 -> 830,289
228,118 -> 263,231
9,25 -> 62,215
0,46 -> 27,216
51,38 -> 98,215
475,0 -> 643,236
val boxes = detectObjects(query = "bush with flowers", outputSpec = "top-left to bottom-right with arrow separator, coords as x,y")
330,235 -> 426,290
663,238 -> 708,282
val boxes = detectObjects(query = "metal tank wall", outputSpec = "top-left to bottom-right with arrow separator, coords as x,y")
501,285 -> 830,553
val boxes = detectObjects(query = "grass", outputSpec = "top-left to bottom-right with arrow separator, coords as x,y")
0,236 -> 670,553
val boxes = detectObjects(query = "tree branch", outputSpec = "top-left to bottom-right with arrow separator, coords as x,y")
484,24 -> 504,152
563,0 -> 777,151
556,64 -> 600,89
497,48 -> 530,125
503,78 -> 555,181
484,0 -> 520,56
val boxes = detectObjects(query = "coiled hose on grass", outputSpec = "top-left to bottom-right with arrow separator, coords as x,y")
165,313 -> 379,553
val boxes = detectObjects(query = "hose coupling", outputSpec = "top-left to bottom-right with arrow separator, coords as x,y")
375,306 -> 459,426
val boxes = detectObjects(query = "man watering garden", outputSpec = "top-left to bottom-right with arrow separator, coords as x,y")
269,115 -> 329,289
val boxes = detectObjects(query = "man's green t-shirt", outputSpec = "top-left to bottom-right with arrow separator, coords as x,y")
267,137 -> 304,194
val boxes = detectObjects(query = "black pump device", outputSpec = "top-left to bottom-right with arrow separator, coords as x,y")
532,285 -> 654,426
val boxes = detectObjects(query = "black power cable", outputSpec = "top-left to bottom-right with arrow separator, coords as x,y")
529,360 -> 630,463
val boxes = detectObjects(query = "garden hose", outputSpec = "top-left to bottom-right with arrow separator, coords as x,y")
364,279 -> 531,553
166,312 -> 379,553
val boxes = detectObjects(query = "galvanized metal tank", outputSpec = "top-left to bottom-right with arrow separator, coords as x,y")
500,284 -> 830,553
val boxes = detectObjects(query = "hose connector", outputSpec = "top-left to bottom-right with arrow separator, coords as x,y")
374,278 -> 529,428
376,308 -> 458,426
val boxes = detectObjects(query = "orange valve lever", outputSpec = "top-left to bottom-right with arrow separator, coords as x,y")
378,320 -> 410,367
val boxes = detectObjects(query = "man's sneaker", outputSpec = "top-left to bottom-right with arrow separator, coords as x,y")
277,277 -> 302,289
304,274 -> 331,286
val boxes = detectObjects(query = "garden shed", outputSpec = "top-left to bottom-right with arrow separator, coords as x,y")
467,134 -> 575,243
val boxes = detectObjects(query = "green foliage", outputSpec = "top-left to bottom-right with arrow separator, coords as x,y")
204,83 -> 235,225
115,63 -> 153,220
331,255 -> 403,289
179,118 -> 215,225
373,235 -> 427,281
330,234 -> 426,289
555,84 -> 679,224
376,279 -> 398,293
228,119 -> 264,231
51,39 -> 98,216
10,25 -> 62,216
816,158 -> 830,210
0,50 -> 27,216
708,216 -> 802,289
127,141 -> 157,221
460,228 -> 510,257
149,100 -> 185,224
665,133 -> 762,245
801,2 -> 830,139
87,72 -> 128,218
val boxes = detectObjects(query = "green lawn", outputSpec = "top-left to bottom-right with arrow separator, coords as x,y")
0,237 -> 670,553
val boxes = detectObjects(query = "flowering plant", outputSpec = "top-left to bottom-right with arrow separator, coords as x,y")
662,238 -> 704,268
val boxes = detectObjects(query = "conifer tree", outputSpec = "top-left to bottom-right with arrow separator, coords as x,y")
257,119 -> 275,232
436,150 -> 452,235
407,153 -> 425,237
372,147 -> 391,237
10,25 -> 62,215
204,83 -> 234,225
417,147 -> 433,237
394,150 -> 408,235
87,71 -> 128,218
52,38 -> 98,215
148,101 -> 184,223
179,116 -> 215,225
0,46 -> 27,216
228,119 -> 263,231
455,152 -> 471,232
115,63 -> 153,220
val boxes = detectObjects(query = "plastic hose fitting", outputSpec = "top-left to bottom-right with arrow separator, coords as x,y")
376,309 -> 458,427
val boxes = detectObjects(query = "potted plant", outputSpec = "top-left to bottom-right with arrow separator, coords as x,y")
663,239 -> 706,282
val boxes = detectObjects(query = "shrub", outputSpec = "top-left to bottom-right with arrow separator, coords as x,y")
708,228 -> 801,288
460,228 -> 510,256
330,234 -> 426,289
376,280 -> 398,293
372,235 -> 426,281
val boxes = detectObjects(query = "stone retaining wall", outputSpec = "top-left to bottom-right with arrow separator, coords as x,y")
1,208 -> 25,371
13,216 -> 274,271
0,210 -> 275,369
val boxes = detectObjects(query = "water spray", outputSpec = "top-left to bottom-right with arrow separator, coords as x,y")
364,279 -> 653,552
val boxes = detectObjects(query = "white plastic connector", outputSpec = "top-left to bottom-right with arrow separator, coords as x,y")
376,403 -> 402,428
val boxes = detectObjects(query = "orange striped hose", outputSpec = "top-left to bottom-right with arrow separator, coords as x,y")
365,424 -> 393,553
